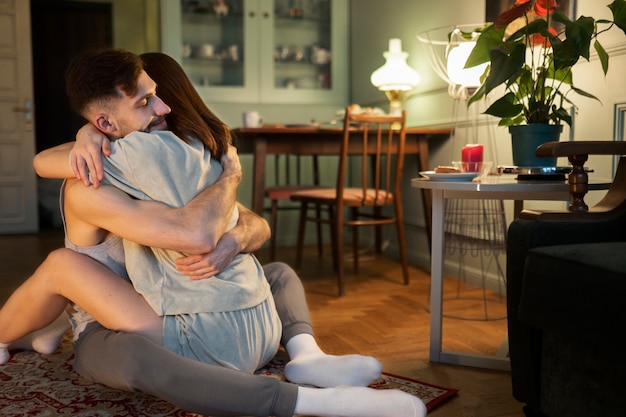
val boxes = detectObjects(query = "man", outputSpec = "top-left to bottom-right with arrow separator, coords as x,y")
13,48 -> 425,417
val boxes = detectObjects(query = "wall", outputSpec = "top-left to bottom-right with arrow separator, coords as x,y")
351,0 -> 489,274
350,0 -> 626,286
75,0 -> 626,278
62,0 -> 160,52
572,1 -> 626,180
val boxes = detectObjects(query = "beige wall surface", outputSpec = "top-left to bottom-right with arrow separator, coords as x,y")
70,0 -> 160,52
350,0 -> 626,279
50,0 -> 626,276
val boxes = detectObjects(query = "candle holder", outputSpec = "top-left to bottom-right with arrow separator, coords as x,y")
461,144 -> 484,172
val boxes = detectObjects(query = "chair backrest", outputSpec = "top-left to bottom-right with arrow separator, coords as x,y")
338,107 -> 407,207
269,154 -> 319,187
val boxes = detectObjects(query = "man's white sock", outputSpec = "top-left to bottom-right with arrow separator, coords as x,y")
294,386 -> 427,417
284,333 -> 383,387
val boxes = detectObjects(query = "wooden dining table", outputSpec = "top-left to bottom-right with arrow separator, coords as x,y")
232,125 -> 453,235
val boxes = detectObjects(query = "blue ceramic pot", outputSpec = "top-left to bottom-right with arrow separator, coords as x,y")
509,124 -> 563,167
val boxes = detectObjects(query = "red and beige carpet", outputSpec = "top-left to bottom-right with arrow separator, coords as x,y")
0,333 -> 458,416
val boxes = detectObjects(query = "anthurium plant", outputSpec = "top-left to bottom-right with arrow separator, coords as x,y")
465,0 -> 626,126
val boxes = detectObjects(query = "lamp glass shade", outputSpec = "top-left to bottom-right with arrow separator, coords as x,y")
370,39 -> 420,91
446,41 -> 487,87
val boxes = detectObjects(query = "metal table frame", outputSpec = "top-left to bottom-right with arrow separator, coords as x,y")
412,175 -> 611,370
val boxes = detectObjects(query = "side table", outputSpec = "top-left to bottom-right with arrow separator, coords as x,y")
411,174 -> 611,370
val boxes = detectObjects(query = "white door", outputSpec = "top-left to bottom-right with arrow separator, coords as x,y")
0,0 -> 38,234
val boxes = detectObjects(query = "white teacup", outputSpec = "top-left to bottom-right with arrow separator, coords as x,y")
243,111 -> 263,128
311,47 -> 331,64
198,43 -> 215,58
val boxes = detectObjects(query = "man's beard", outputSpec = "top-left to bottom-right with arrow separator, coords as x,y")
148,117 -> 167,132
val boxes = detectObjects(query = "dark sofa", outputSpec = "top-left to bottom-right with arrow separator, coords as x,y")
506,142 -> 626,417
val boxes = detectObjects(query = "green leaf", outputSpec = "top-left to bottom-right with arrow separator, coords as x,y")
514,66 -> 534,98
465,24 -> 504,68
497,115 -> 524,127
571,85 -> 602,103
609,0 -> 626,34
594,40 -> 609,74
548,61 -> 573,85
551,107 -> 572,126
485,43 -> 526,94
484,92 -> 524,118
467,82 -> 487,108
551,37 -> 580,70
565,16 -> 595,59
510,114 -> 525,125
551,11 -> 573,26
452,27 -> 486,42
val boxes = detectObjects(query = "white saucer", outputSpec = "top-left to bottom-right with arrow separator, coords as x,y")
419,171 -> 479,182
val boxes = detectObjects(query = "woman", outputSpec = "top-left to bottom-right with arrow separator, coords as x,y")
0,50 -> 425,417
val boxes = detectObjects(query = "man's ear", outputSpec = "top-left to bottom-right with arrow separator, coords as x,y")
93,114 -> 116,134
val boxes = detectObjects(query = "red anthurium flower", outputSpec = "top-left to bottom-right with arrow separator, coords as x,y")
534,0 -> 558,17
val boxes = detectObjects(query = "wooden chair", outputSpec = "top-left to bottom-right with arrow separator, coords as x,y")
290,107 -> 409,296
264,154 -> 323,261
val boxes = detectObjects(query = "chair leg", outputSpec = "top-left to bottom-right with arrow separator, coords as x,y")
335,208 -> 345,296
351,207 -> 359,274
328,206 -> 339,271
315,204 -> 323,259
295,202 -> 308,272
394,203 -> 410,285
375,207 -> 382,254
269,200 -> 278,262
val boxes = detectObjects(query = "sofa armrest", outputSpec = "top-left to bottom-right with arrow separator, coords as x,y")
521,144 -> 626,220
536,140 -> 626,158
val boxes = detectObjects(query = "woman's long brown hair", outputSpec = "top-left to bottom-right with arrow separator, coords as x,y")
140,52 -> 231,160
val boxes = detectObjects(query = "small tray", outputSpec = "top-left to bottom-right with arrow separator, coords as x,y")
498,166 -> 594,181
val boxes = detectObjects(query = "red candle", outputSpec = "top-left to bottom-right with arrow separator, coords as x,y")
462,144 -> 483,172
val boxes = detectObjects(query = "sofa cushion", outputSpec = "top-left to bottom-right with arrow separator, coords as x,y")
518,242 -> 626,340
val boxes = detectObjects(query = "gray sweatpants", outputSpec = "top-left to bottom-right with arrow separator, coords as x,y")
72,262 -> 311,417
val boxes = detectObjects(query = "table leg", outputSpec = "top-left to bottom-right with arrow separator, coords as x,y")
418,138 -> 433,251
251,139 -> 268,215
514,200 -> 524,218
429,189 -> 445,362
428,191 -> 511,371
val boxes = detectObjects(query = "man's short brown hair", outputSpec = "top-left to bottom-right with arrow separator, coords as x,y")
65,47 -> 144,118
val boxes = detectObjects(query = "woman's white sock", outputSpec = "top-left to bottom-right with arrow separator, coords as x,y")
0,343 -> 9,365
1,311 -> 70,364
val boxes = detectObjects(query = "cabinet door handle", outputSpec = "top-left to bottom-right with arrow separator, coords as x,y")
263,12 -> 270,18
13,99 -> 32,123
12,99 -> 33,131
249,11 -> 255,17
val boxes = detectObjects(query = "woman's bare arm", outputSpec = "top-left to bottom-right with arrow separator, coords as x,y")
33,142 -> 77,181
33,124 -> 110,188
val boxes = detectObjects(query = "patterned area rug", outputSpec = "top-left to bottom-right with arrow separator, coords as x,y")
0,333 -> 458,416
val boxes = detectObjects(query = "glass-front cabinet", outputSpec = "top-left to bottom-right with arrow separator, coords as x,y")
160,0 -> 347,104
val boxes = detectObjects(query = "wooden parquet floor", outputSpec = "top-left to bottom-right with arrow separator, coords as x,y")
265,245 -> 523,417
0,230 -> 525,417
